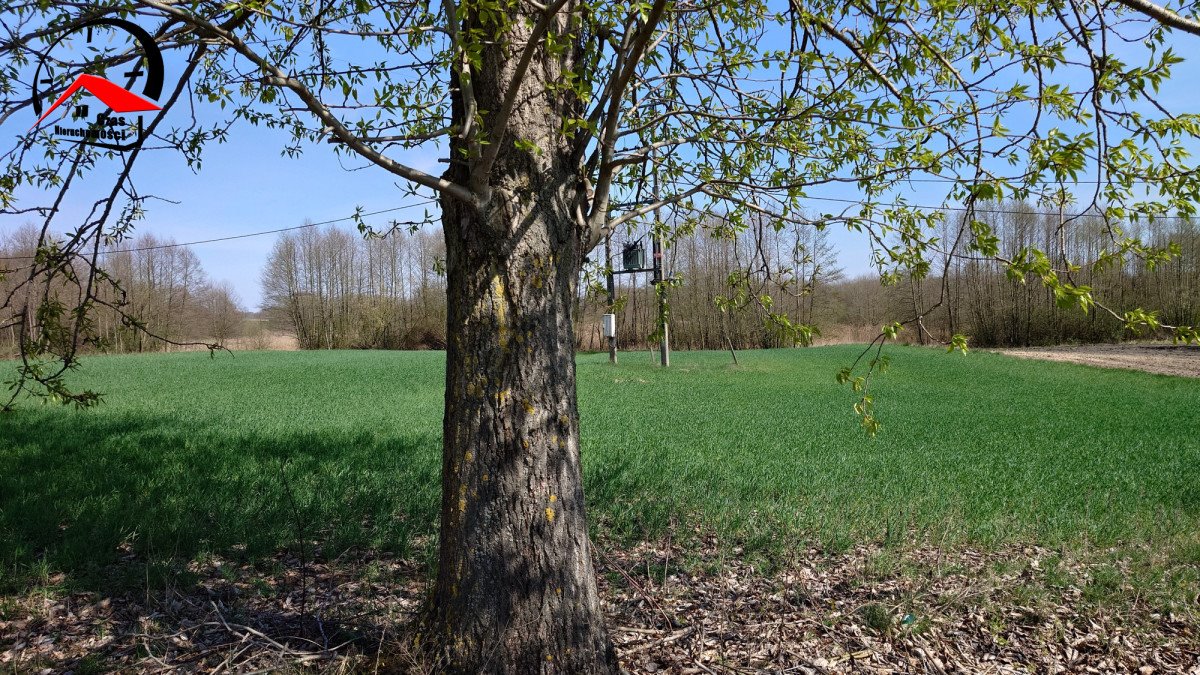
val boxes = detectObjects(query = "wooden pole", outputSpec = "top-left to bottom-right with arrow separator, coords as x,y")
652,151 -> 670,367
653,231 -> 670,367
605,234 -> 617,364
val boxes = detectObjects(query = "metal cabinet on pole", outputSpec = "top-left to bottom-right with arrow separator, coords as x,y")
605,237 -> 670,368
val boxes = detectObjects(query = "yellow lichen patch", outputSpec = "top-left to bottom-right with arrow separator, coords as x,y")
491,275 -> 508,348
556,436 -> 567,449
549,494 -> 557,503
465,451 -> 474,462
497,389 -> 511,406
522,399 -> 536,414
546,655 -> 554,662
558,413 -> 570,426
482,473 -> 489,482
545,507 -> 555,522
521,438 -> 530,449
556,587 -> 562,595
458,497 -> 467,513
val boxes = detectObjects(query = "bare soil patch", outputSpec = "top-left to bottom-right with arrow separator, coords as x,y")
224,330 -> 301,351
994,343 -> 1200,378
3,538 -> 1197,673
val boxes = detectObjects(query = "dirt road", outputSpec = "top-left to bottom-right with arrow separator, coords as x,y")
994,343 -> 1200,378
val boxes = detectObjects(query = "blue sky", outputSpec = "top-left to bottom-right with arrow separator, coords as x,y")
3,9 -> 1199,310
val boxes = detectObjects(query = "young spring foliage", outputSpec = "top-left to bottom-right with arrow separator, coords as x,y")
2,0 -> 1200,410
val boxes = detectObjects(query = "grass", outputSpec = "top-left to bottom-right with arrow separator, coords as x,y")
1,345 -> 1198,598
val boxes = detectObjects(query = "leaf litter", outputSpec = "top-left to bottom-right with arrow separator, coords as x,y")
2,533 -> 1197,673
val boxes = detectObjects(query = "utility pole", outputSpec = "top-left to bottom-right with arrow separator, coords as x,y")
605,234 -> 617,365
652,174 -> 670,368
652,233 -> 670,367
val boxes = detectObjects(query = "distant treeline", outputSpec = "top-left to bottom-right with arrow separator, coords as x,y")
892,205 -> 1200,347
578,206 -> 1200,350
7,204 -> 1197,357
1,225 -> 245,358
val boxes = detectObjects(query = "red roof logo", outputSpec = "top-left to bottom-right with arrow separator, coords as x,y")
32,73 -> 160,128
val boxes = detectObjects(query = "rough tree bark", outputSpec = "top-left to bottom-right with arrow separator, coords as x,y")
423,5 -> 618,673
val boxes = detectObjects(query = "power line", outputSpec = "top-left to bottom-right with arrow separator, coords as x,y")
3,193 -> 1195,263
0,205 -> 412,261
801,194 -> 1198,220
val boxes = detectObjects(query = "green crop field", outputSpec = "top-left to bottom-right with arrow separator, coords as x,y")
2,346 -> 1199,596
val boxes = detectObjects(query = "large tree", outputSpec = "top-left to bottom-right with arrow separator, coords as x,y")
3,0 -> 1200,671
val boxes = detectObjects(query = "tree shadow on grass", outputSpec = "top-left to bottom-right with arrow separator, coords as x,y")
0,408 -> 442,596
0,410 -> 651,672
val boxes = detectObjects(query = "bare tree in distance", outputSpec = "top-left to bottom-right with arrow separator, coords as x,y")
260,224 -> 448,349
0,228 -> 228,357
203,280 -> 243,344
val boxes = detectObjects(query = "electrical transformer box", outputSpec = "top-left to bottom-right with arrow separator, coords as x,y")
622,242 -> 646,270
601,313 -> 617,338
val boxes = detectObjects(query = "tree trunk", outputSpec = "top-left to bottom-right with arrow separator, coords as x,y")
428,190 -> 616,673
423,7 -> 617,671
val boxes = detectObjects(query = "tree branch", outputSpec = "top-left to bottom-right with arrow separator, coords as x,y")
136,0 -> 477,206
1113,0 -> 1200,36
586,0 -> 669,235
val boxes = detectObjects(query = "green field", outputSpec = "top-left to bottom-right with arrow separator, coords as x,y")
2,346 -> 1199,595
